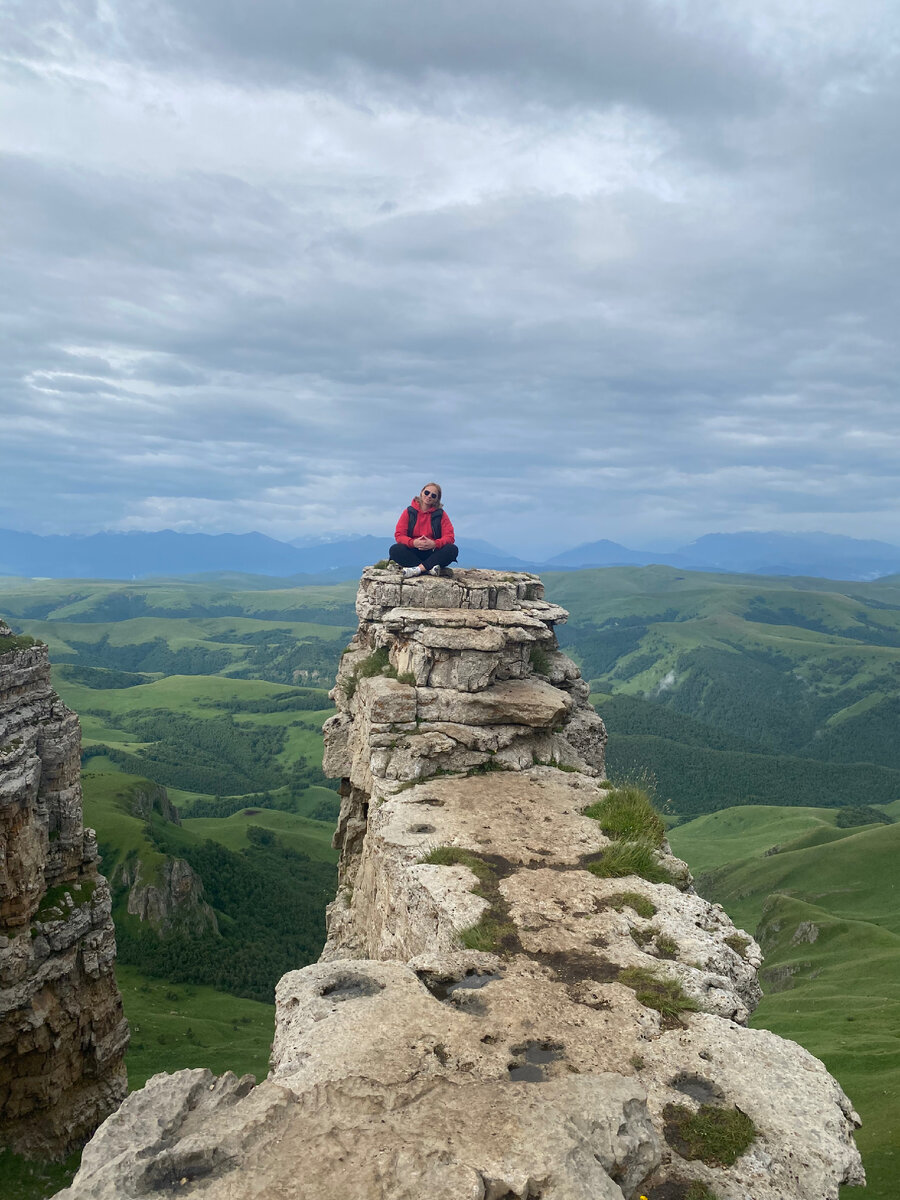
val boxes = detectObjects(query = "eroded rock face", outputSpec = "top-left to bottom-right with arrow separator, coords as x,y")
56,570 -> 863,1200
0,621 -> 128,1158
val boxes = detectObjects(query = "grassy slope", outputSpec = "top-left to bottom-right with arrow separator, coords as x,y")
546,566 -> 900,713
183,807 -> 338,863
119,965 -> 274,1091
669,808 -> 899,1199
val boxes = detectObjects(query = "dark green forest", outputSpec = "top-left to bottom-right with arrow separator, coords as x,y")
114,823 -> 334,1002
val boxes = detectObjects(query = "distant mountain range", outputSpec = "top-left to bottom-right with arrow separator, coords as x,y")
1,527 -> 899,583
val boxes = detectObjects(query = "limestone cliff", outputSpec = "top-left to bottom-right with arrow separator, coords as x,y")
0,620 -> 128,1158
56,570 -> 863,1200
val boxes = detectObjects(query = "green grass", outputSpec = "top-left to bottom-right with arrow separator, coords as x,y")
118,964 -> 274,1091
420,845 -> 494,883
0,633 -> 39,653
670,801 -> 899,1199
82,771 -> 168,883
0,1150 -> 80,1200
458,915 -> 518,952
587,840 -> 675,885
663,1102 -> 757,1166
584,784 -> 666,845
619,965 -> 698,1027
422,846 -> 519,954
603,890 -> 658,918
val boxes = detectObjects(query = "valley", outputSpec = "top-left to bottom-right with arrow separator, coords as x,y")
1,563 -> 897,1197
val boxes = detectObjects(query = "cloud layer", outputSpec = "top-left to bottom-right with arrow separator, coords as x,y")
1,0 -> 897,555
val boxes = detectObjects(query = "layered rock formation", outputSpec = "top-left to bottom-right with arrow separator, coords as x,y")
56,570 -> 863,1200
0,621 -> 128,1157
103,779 -> 219,937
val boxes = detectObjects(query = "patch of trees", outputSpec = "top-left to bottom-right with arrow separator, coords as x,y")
59,634 -> 234,676
228,635 -> 350,686
59,664 -> 149,689
835,805 -> 894,828
116,830 -> 335,1002
206,688 -> 332,713
90,711 -> 287,795
745,599 -> 900,647
606,732 -> 900,815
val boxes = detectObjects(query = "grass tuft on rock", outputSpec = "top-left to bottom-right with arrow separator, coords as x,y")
587,840 -> 675,885
421,846 -> 520,956
685,1183 -> 721,1200
458,915 -> 518,953
655,933 -> 680,960
356,647 -> 391,679
606,890 -> 657,918
663,1102 -> 757,1167
584,784 -> 666,845
421,846 -> 494,887
619,965 -> 698,1027
724,933 -> 751,958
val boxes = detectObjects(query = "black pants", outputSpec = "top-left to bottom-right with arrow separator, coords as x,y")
389,542 -> 459,571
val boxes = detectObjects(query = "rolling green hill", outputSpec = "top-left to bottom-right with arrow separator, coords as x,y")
669,806 -> 898,1199
545,566 -> 900,814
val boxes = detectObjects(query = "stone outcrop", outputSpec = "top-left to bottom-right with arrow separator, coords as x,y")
56,570 -> 863,1200
104,779 -> 219,938
0,621 -> 128,1158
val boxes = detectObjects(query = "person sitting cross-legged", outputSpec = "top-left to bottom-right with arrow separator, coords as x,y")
388,482 -> 459,577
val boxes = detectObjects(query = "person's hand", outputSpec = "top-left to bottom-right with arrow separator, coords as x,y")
414,536 -> 436,550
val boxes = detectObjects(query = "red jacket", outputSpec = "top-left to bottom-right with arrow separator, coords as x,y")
394,498 -> 455,549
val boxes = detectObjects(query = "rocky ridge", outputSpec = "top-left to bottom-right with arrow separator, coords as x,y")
56,570 -> 863,1199
0,620 -> 128,1158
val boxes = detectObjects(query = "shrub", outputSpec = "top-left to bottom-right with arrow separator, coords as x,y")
0,633 -> 40,654
588,841 -> 674,885
663,1103 -> 757,1167
619,966 -> 698,1027
372,559 -> 392,569
529,645 -> 552,676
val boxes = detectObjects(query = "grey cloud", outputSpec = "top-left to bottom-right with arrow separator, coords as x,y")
1,2 -> 899,549
4,0 -> 778,118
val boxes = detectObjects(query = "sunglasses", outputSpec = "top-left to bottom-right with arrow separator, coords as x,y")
423,489 -> 439,498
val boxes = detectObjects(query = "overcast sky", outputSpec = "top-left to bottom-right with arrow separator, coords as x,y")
1,0 -> 897,557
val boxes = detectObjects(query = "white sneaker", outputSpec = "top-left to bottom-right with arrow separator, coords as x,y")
402,565 -> 424,578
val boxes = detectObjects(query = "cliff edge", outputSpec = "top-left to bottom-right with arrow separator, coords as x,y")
0,620 -> 128,1158
55,569 -> 863,1199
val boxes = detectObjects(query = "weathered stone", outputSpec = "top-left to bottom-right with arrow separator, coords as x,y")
0,622 -> 128,1159
416,677 -> 572,726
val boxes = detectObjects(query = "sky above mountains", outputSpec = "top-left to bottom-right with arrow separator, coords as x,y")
2,1 -> 897,559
